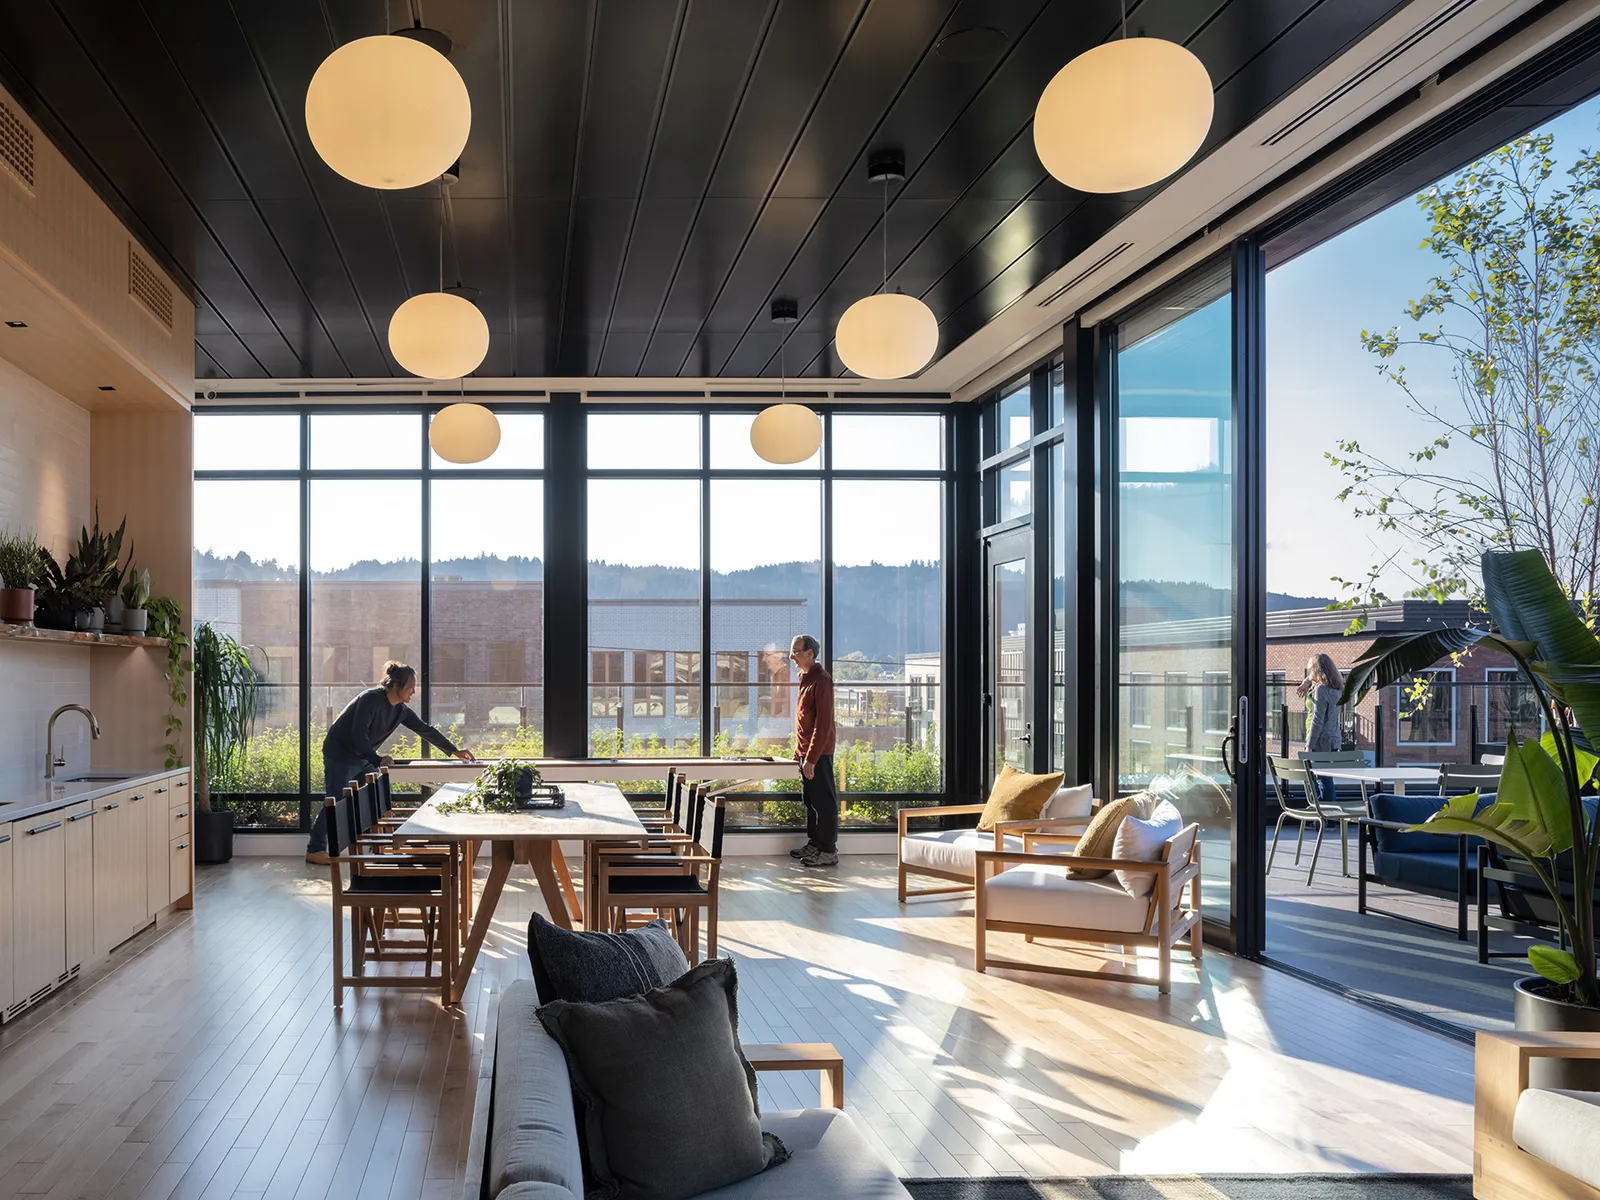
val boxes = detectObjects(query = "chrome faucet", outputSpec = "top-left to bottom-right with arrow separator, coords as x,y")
45,704 -> 100,780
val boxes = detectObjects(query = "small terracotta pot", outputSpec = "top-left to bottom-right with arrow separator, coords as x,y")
0,587 -> 34,624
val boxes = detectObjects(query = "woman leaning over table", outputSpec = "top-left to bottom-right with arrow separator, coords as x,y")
305,660 -> 475,864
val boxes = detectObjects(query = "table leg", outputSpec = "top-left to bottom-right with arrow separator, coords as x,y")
551,845 -> 582,927
529,841 -> 574,930
451,839 -> 513,1006
1395,782 -> 1407,796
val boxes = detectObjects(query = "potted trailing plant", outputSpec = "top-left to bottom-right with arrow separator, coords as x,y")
146,596 -> 192,768
0,529 -> 44,624
192,620 -> 260,863
119,568 -> 150,635
1342,548 -> 1600,1085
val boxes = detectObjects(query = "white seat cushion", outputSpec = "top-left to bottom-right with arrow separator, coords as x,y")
982,863 -> 1148,932
696,1109 -> 910,1199
901,829 -> 1021,879
1514,1087 -> 1600,1189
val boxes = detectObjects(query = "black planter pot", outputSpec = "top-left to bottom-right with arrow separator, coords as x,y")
1514,976 -> 1600,1088
193,809 -> 234,864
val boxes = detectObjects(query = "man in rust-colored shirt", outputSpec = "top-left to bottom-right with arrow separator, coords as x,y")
789,633 -> 838,867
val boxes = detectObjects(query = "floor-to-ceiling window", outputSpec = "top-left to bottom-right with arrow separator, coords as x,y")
1113,263 -> 1235,927
195,402 -> 948,831
194,405 -> 546,828
1261,93 -> 1600,1032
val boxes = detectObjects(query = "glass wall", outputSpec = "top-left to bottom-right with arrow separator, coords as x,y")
584,408 -> 948,815
193,406 -> 546,827
1114,266 -> 1234,926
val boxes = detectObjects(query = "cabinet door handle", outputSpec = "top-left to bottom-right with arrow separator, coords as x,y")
131,794 -> 145,801
27,821 -> 62,834
173,811 -> 188,819
176,842 -> 189,850
0,833 -> 10,844
103,801 -> 119,810
155,787 -> 168,794
68,809 -> 96,821
175,780 -> 188,788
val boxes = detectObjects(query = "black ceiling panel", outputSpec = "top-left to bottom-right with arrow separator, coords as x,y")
0,0 -> 1408,380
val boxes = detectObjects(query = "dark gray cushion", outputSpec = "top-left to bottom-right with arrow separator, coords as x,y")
527,912 -> 690,1004
537,958 -> 786,1200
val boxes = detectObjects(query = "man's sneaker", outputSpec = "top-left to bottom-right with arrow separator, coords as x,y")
789,841 -> 817,859
800,849 -> 839,868
305,851 -> 331,865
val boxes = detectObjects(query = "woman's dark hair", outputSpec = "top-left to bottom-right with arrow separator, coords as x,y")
381,660 -> 417,692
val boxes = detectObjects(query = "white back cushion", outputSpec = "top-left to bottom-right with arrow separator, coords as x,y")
1112,800 -> 1183,896
1041,784 -> 1093,820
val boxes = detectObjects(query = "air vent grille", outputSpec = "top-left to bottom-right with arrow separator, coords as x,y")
1037,242 -> 1135,308
128,245 -> 173,331
1262,0 -> 1478,148
0,99 -> 34,191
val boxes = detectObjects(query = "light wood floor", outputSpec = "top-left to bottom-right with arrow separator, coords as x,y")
0,855 -> 1473,1199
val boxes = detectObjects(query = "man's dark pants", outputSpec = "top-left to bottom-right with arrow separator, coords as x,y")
802,754 -> 838,854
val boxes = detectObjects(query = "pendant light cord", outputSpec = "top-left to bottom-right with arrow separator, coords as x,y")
881,176 -> 888,295
1120,0 -> 1128,39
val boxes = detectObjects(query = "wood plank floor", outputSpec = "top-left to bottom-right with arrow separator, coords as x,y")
0,854 -> 1474,1199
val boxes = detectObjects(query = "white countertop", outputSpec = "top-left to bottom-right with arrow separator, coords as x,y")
0,767 -> 185,827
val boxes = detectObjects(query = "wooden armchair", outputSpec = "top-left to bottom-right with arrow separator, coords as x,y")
897,787 -> 1094,902
973,823 -> 1202,994
1476,1031 -> 1600,1199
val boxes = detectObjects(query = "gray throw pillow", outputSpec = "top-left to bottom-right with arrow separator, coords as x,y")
527,913 -> 690,1005
537,957 -> 788,1200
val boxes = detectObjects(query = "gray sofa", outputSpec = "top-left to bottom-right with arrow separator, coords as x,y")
468,980 -> 910,1200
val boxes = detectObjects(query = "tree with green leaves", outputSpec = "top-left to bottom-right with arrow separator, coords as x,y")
1331,126 -> 1600,617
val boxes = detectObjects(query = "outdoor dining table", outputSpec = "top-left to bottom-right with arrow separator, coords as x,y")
387,781 -> 647,1005
1313,765 -> 1443,796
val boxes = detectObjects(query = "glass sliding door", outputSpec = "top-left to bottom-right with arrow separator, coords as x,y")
986,528 -> 1032,778
1114,263 -> 1237,929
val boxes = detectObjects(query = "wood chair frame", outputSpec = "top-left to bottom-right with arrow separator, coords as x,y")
896,803 -> 990,901
1475,1030 -> 1600,1200
973,823 -> 1202,994
326,794 -> 456,1005
596,788 -> 726,962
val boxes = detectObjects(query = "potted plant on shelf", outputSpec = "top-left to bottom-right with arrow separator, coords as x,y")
60,512 -> 126,632
192,620 -> 260,864
0,529 -> 45,625
1342,548 -> 1600,1085
119,568 -> 150,636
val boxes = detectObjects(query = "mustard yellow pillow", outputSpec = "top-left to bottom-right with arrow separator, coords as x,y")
1064,796 -> 1137,880
975,765 -> 1065,832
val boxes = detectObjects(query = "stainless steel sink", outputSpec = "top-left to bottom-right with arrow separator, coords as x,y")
53,773 -> 137,784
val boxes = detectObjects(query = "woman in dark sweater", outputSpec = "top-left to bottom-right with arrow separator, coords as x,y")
305,660 -> 475,863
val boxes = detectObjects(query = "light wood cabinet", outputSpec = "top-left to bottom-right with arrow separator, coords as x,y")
135,784 -> 166,919
169,832 -> 191,906
63,801 -> 94,970
0,823 -> 13,1015
92,792 -> 145,956
13,811 -> 66,1003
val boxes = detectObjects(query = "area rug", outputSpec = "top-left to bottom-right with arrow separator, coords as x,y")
903,1176 -> 1473,1199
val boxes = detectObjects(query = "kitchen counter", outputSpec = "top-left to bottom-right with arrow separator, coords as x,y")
1,767 -> 185,826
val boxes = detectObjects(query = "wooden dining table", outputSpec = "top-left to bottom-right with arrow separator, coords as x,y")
387,781 -> 647,1005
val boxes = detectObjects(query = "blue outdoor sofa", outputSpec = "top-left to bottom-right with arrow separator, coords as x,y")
1357,791 -> 1491,941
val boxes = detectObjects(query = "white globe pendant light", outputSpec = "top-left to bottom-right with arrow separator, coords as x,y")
835,292 -> 939,380
388,290 -> 489,379
834,150 -> 938,380
751,297 -> 821,466
306,30 -> 470,190
750,404 -> 822,465
1033,5 -> 1212,194
430,402 -> 501,464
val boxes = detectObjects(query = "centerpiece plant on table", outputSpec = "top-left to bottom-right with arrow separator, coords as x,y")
1342,549 -> 1600,1078
436,759 -> 542,815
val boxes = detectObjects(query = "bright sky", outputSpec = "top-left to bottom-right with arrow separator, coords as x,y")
1265,96 -> 1600,599
195,411 -> 941,574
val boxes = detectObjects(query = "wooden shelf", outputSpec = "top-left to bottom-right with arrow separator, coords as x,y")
0,624 -> 168,649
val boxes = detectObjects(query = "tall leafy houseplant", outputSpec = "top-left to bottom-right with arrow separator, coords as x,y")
1342,549 -> 1600,1005
191,621 -> 260,814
